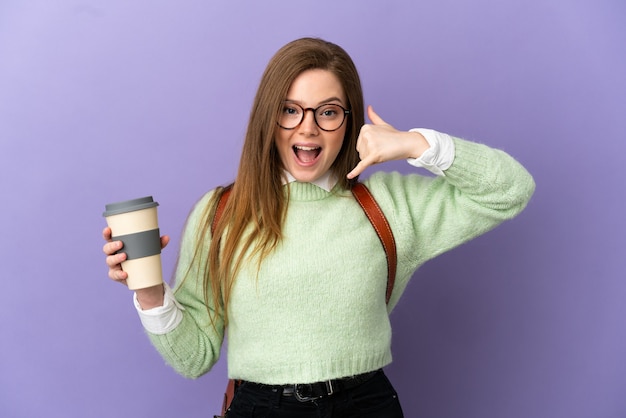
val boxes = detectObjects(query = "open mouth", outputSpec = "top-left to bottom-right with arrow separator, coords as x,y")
293,145 -> 321,164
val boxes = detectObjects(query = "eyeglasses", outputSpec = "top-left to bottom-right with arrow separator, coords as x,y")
278,102 -> 351,132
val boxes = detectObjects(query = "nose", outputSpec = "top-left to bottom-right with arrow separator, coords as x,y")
299,109 -> 319,135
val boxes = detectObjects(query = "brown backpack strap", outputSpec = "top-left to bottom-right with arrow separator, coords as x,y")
216,378 -> 240,418
211,183 -> 397,303
351,183 -> 397,304
211,185 -> 232,236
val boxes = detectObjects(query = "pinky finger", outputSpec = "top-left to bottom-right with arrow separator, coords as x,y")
109,267 -> 128,283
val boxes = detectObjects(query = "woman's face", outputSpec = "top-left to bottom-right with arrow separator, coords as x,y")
275,69 -> 348,184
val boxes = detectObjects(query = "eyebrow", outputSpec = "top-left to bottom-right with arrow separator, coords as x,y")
284,96 -> 345,107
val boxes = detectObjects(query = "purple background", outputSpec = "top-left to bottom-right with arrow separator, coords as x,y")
1,1 -> 624,417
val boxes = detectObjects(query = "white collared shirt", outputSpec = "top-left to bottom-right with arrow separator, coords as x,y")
282,170 -> 337,191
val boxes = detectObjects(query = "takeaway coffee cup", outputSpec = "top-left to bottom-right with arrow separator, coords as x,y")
103,196 -> 163,290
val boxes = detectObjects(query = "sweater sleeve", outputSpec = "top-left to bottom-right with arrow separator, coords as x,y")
367,136 -> 535,289
144,191 -> 225,379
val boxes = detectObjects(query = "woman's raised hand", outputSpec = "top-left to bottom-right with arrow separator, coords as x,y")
347,105 -> 430,179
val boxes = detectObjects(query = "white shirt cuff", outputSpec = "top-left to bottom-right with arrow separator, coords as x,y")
133,282 -> 185,335
406,128 -> 455,176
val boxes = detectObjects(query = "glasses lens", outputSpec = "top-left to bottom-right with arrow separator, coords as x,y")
315,104 -> 345,131
279,103 -> 303,129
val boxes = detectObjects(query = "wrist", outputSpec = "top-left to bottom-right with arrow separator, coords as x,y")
135,284 -> 165,310
406,130 -> 430,159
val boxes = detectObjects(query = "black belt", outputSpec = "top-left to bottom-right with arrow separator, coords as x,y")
244,370 -> 380,402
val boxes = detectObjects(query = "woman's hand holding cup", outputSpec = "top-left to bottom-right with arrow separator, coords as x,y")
102,196 -> 170,309
102,226 -> 170,309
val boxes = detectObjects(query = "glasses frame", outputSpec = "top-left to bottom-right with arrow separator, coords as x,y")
277,102 -> 351,132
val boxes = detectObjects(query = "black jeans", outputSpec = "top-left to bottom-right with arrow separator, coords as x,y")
225,370 -> 404,418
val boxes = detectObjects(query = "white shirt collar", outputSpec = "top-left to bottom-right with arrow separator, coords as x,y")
282,170 -> 338,192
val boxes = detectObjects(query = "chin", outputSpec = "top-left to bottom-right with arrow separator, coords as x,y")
293,172 -> 322,183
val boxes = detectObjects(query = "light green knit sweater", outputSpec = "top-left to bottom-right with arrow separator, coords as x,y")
147,138 -> 535,384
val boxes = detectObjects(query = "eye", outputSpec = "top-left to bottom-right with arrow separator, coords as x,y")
317,105 -> 340,119
282,104 -> 301,116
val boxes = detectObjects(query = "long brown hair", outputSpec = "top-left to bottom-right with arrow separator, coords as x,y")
186,38 -> 365,326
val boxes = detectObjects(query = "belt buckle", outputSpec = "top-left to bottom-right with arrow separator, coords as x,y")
293,380 -> 334,402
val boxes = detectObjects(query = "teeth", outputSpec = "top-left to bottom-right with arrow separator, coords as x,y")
294,145 -> 320,151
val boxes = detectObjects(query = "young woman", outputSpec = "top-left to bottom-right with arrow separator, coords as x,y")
103,37 -> 535,417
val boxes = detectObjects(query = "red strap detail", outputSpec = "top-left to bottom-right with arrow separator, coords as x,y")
219,379 -> 240,416
211,186 -> 232,236
351,183 -> 397,304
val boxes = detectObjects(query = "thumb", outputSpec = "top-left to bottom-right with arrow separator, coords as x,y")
367,105 -> 389,126
160,235 -> 170,250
